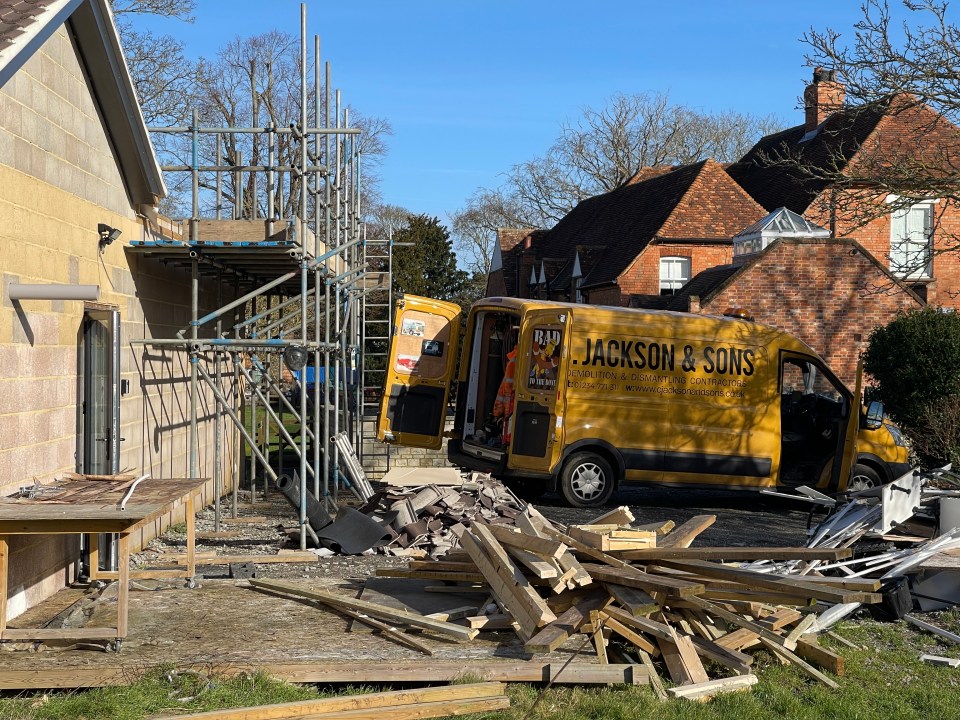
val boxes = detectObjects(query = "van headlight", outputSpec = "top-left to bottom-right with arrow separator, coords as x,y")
885,422 -> 909,447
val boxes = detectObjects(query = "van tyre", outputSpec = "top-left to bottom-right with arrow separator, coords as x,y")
849,463 -> 881,492
560,452 -> 616,508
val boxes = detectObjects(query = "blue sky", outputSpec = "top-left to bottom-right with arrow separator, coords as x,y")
133,1 -> 881,226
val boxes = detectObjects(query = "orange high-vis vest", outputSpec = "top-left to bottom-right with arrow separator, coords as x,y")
492,348 -> 517,419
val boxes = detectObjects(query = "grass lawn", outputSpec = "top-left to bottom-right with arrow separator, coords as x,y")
2,611 -> 959,719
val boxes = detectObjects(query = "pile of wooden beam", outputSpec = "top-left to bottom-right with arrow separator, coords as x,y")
374,504 -> 868,698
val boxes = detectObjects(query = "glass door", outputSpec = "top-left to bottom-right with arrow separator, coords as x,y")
80,309 -> 120,572
81,310 -> 119,474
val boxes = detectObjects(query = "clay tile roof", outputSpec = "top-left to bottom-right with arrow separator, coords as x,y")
546,159 -> 765,288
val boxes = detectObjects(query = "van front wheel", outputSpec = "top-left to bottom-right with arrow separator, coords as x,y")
560,452 -> 615,508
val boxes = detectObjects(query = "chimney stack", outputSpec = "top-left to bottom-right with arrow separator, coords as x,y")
804,67 -> 845,132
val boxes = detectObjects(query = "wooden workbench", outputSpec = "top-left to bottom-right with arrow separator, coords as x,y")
0,477 -> 206,650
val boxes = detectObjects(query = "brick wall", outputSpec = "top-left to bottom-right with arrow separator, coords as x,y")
806,191 -> 960,310
586,244 -> 733,304
695,239 -> 922,386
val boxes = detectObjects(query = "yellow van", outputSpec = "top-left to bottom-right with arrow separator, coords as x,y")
378,295 -> 911,507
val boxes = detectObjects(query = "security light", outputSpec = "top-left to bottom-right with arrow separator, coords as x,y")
98,223 -> 122,253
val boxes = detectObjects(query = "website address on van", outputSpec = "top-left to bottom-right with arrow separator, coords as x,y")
621,384 -> 746,399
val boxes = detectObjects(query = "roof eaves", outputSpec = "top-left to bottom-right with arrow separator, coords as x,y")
67,0 -> 166,205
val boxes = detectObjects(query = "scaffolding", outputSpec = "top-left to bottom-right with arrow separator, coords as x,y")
129,5 -> 391,550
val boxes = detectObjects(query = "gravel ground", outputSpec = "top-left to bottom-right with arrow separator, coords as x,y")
135,482 -> 816,581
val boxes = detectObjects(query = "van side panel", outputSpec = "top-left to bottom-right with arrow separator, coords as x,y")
557,309 -> 782,489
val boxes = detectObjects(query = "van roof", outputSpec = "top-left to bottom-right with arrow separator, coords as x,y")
472,296 -> 816,356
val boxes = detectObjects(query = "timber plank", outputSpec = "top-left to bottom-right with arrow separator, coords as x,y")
667,674 -> 758,701
0,661 -> 648,690
152,682 -> 507,719
524,592 -> 612,653
599,612 -> 658,655
601,582 -> 659,616
249,579 -> 477,641
471,523 -> 556,627
796,636 -> 845,676
451,526 -> 547,637
616,547 -> 852,562
658,515 -> 716,548
581,563 -> 705,598
484,524 -> 568,559
652,559 -> 880,604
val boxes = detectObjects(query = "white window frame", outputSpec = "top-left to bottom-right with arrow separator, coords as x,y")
887,196 -> 936,279
659,256 -> 691,295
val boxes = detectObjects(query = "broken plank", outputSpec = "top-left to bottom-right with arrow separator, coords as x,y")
249,579 -> 477,641
667,674 -> 759,701
452,525 -> 553,638
524,592 -> 612,653
590,610 -> 608,664
657,625 -> 709,685
465,614 -> 516,630
505,547 -> 560,579
658,515 -> 716,548
638,649 -> 668,700
153,682 -> 508,719
684,596 -> 799,651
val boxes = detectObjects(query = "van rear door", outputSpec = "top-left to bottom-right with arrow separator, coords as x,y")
377,294 -> 461,449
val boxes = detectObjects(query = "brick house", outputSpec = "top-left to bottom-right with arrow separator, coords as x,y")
655,207 -> 924,385
727,68 -> 960,308
0,0 -> 233,619
486,159 -> 768,305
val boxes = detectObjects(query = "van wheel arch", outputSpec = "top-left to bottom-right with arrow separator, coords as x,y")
854,454 -> 890,484
558,440 -> 624,487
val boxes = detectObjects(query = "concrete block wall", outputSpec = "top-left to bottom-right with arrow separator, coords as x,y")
0,27 -> 237,619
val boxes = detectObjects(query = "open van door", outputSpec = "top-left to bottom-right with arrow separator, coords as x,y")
377,295 -> 461,450
834,362 -> 865,492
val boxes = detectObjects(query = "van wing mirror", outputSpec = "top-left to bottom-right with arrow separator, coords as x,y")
864,400 -> 885,430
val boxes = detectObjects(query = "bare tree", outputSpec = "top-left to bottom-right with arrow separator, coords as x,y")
109,1 -> 198,127
452,92 -> 782,274
755,0 -> 960,278
151,32 -> 391,223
